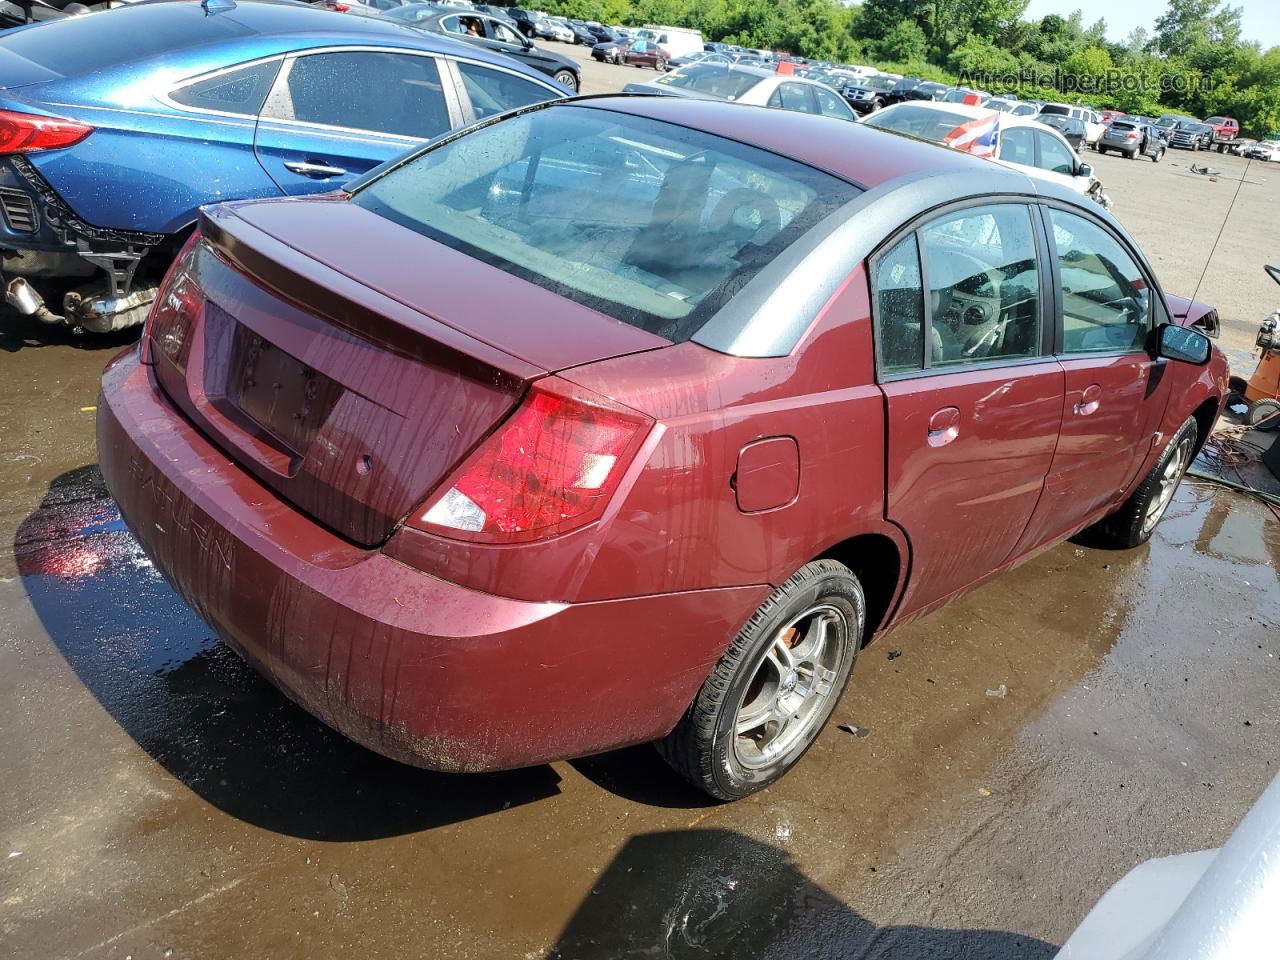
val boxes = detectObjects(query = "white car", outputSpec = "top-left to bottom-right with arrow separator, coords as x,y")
1246,140 -> 1280,161
984,97 -> 1040,118
1039,102 -> 1106,146
543,17 -> 575,43
623,64 -> 856,121
862,101 -> 1103,201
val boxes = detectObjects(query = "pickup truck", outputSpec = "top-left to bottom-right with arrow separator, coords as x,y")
1205,116 -> 1240,141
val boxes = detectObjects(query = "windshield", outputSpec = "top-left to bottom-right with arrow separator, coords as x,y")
1039,105 -> 1070,116
862,77 -> 896,92
353,106 -> 859,341
653,65 -> 762,100
864,105 -> 978,143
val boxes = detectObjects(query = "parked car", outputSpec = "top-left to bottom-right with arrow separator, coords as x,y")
537,15 -> 573,42
942,87 -> 987,105
984,97 -> 1039,118
863,102 -> 1104,203
630,24 -> 703,59
663,50 -> 731,72
503,6 -> 544,37
561,18 -> 595,44
1036,114 -> 1087,151
0,0 -> 565,333
615,37 -> 673,69
623,64 -> 854,120
592,36 -> 630,62
1246,140 -> 1280,161
1098,119 -> 1165,161
842,75 -> 897,114
1098,108 -> 1122,123
1155,113 -> 1193,141
384,5 -> 579,91
1204,115 -> 1240,144
1170,119 -> 1214,150
883,77 -> 946,106
1038,103 -> 1106,146
98,94 -> 1225,799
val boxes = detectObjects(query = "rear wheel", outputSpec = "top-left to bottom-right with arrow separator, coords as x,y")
658,560 -> 864,800
553,69 -> 578,92
1152,147 -> 1165,163
1098,146 -> 1108,156
655,57 -> 667,70
1086,417 -> 1198,549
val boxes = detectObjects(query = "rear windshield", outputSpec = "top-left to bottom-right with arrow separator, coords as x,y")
864,104 -> 977,143
1110,121 -> 1137,131
653,64 -> 762,100
353,106 -> 858,341
1039,104 -> 1070,116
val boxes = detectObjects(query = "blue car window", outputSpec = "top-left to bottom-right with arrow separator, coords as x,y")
273,51 -> 450,139
456,61 -> 557,120
171,59 -> 282,116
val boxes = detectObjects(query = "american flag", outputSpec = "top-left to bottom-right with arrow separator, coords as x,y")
943,113 -> 1001,159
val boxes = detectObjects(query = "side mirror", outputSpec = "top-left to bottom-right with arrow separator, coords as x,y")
1156,322 -> 1212,365
1077,162 -> 1094,179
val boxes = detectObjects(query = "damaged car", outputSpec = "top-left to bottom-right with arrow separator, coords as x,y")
0,0 -> 565,332
99,96 -> 1227,799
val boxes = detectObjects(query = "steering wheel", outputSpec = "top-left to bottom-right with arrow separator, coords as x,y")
930,249 -> 1004,327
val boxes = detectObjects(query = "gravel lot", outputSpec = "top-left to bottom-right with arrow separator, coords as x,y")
0,43 -> 1277,960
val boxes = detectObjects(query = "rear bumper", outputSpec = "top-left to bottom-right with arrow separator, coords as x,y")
97,352 -> 763,771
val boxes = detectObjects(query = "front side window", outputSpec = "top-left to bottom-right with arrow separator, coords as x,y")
456,61 -> 558,120
1050,209 -> 1150,354
354,106 -> 859,341
814,86 -> 853,120
492,19 -> 523,43
998,126 -> 1035,165
270,52 -> 450,139
1035,132 -> 1077,174
918,204 -> 1041,366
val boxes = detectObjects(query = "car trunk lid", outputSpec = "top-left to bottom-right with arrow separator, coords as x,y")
150,200 -> 668,547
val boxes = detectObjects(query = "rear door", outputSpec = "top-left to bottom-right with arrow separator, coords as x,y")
874,201 -> 1064,617
253,48 -> 462,195
1013,205 -> 1173,553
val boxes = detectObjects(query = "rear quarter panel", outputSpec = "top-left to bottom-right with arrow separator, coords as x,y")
25,106 -> 280,234
386,266 -> 900,605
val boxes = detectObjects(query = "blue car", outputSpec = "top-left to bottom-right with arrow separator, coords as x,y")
0,0 -> 565,331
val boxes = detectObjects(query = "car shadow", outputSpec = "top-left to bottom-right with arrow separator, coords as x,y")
15,466 -> 562,841
568,746 -> 720,810
544,828 -> 1058,959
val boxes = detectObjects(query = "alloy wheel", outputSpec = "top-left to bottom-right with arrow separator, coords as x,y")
1142,435 -> 1194,535
731,604 -> 848,770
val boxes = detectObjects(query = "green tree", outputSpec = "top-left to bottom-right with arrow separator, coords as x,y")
1154,0 -> 1243,56
876,20 -> 929,61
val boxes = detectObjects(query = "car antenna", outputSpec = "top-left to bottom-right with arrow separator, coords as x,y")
1189,153 -> 1254,307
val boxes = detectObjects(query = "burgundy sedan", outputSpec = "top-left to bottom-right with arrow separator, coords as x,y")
98,97 -> 1227,799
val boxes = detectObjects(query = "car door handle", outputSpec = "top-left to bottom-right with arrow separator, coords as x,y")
927,406 -> 961,447
1073,384 -> 1102,416
283,161 -> 348,179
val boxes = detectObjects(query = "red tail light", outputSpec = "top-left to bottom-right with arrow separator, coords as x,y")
0,109 -> 92,154
413,382 -> 652,543
319,1 -> 351,10
141,230 -> 204,366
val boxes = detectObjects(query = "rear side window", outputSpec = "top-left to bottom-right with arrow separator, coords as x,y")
998,126 -> 1035,165
354,106 -> 859,341
171,60 -> 281,115
456,61 -> 557,120
655,65 -> 761,100
269,52 -> 450,139
1049,209 -> 1150,353
814,86 -> 853,120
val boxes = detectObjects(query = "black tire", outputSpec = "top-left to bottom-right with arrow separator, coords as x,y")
552,69 -> 578,92
1247,398 -> 1280,427
1098,146 -> 1108,156
1126,149 -> 1136,159
658,560 -> 864,800
1086,417 -> 1198,549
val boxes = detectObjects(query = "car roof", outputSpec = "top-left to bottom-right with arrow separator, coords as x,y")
0,0 -> 543,81
574,95 -> 1024,190
881,100 -> 994,121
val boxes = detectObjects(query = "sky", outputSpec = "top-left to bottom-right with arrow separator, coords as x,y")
1021,0 -> 1280,51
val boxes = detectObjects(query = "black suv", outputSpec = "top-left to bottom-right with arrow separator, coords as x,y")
1170,120 -> 1214,151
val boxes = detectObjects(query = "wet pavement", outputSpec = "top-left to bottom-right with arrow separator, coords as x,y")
1,314 -> 1277,959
